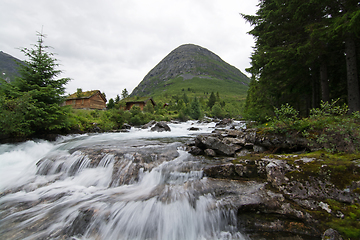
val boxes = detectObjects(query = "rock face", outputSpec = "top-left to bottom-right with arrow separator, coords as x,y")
188,125 -> 360,239
202,155 -> 360,239
130,44 -> 249,97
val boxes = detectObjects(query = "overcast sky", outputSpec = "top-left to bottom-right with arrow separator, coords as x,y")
1,0 -> 258,100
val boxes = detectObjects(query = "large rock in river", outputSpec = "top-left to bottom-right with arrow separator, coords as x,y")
150,121 -> 171,132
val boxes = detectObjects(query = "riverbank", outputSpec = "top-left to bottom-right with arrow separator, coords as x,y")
184,119 -> 360,239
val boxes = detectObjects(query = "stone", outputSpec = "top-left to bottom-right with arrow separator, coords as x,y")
150,121 -> 171,132
204,148 -> 216,157
253,145 -> 266,153
236,149 -> 251,157
121,123 -> 132,129
322,228 -> 343,240
142,120 -> 156,129
188,127 -> 200,131
189,146 -> 202,155
195,135 -> 241,156
215,118 -> 233,128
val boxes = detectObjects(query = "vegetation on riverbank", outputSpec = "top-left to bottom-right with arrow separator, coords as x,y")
251,99 -> 360,154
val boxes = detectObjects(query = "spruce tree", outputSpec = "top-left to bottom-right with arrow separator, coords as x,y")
14,32 -> 70,134
207,92 -> 216,109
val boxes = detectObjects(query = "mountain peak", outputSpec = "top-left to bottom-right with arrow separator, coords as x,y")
130,44 -> 249,97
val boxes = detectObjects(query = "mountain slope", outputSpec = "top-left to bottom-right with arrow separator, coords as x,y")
130,44 -> 250,98
0,51 -> 23,82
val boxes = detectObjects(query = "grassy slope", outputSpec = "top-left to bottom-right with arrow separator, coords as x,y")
142,75 -> 248,102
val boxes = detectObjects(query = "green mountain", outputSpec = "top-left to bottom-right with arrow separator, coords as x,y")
130,44 -> 250,99
0,51 -> 23,83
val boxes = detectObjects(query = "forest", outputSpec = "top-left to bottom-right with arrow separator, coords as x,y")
242,0 -> 360,122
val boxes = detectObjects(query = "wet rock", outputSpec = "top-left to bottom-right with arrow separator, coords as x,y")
322,228 -> 343,240
66,209 -> 95,236
195,135 -> 241,156
122,123 -> 132,130
215,118 -> 233,128
188,127 -> 200,131
204,148 -> 216,157
151,121 -> 171,132
142,120 -> 156,129
189,146 -> 202,155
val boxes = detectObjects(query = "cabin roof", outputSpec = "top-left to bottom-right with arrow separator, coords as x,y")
67,90 -> 107,102
125,97 -> 156,105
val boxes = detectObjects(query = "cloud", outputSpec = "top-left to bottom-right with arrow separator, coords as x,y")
0,0 -> 258,100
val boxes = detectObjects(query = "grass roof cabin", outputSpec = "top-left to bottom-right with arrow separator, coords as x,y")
65,90 -> 107,110
125,97 -> 156,110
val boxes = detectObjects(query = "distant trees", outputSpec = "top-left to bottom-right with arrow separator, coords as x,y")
0,32 -> 70,137
121,88 -> 129,99
107,98 -> 115,109
242,0 -> 360,121
207,92 -> 216,109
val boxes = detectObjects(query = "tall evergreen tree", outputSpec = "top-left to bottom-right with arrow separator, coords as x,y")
190,96 -> 201,120
1,32 -> 70,135
207,92 -> 217,109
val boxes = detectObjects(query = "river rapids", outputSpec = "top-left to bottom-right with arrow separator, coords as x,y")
0,121 -> 253,240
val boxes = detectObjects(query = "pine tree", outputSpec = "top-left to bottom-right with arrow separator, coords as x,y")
207,92 -> 216,109
9,32 -> 70,135
107,98 -> 115,109
121,88 -> 129,99
190,96 -> 201,120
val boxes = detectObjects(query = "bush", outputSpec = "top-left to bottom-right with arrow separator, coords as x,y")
259,100 -> 360,153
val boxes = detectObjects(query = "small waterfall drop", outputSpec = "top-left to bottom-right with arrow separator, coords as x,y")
0,121 -> 250,240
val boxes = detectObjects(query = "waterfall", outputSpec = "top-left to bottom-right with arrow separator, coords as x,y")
0,121 -> 250,240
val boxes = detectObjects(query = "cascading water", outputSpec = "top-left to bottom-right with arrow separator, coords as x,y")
0,121 -> 250,240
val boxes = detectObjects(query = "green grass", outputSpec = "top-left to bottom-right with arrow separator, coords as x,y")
140,75 -> 248,100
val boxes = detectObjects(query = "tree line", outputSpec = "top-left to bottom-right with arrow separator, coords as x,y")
242,0 -> 360,121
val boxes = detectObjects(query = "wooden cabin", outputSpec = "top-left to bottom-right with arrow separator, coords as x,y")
125,98 -> 156,110
65,90 -> 107,110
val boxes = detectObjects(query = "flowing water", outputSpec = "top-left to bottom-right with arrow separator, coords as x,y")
0,121 -> 250,240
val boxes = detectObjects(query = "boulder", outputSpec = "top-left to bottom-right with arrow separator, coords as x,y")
150,121 -> 171,132
189,146 -> 202,155
195,135 -> 241,156
322,228 -> 343,240
142,120 -> 156,129
215,118 -> 233,128
121,123 -> 132,130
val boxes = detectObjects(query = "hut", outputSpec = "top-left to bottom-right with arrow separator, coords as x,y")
125,97 -> 156,110
64,90 -> 107,110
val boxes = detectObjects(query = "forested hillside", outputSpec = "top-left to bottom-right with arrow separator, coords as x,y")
242,0 -> 360,121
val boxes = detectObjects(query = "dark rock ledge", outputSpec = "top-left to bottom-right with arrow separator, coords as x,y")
189,128 -> 317,157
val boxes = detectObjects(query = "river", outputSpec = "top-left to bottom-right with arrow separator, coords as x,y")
0,121 -> 252,240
